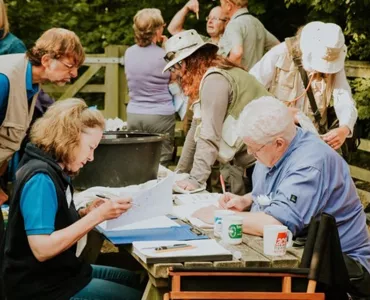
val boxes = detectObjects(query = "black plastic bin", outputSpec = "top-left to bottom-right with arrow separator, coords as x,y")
72,131 -> 167,190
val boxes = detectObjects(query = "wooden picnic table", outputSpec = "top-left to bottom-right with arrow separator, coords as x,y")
121,227 -> 304,300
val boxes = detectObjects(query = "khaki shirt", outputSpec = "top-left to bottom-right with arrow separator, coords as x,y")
218,8 -> 279,69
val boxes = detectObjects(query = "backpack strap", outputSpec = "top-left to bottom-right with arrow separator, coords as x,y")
285,37 -> 326,134
234,12 -> 251,19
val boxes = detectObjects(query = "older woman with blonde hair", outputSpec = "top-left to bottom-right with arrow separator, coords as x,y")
125,8 -> 175,167
2,98 -> 143,300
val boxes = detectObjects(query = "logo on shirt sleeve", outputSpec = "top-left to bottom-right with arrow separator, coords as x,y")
290,194 -> 297,203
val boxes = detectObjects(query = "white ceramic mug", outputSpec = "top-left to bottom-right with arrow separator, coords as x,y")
221,215 -> 243,245
214,210 -> 235,237
263,225 -> 293,256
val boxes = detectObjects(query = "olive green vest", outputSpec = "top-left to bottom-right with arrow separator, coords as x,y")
198,67 -> 271,163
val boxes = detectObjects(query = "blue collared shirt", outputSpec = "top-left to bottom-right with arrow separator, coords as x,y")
0,61 -> 39,124
251,127 -> 370,274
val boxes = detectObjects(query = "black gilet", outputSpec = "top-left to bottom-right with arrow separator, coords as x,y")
2,143 -> 92,300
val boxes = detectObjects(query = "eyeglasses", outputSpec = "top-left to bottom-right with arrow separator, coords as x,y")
168,61 -> 182,73
206,16 -> 228,22
248,143 -> 268,157
56,59 -> 75,70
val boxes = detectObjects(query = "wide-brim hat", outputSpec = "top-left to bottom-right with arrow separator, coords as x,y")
162,29 -> 218,73
300,21 -> 347,74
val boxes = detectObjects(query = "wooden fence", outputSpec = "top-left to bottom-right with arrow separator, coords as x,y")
42,45 -> 370,206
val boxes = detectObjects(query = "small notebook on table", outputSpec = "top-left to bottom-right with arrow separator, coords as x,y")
132,239 -> 232,264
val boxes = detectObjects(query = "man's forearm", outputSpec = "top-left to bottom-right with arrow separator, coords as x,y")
228,45 -> 243,65
168,6 -> 189,35
237,211 -> 282,236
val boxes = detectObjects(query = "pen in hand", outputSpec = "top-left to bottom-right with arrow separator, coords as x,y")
220,174 -> 226,194
95,194 -> 139,207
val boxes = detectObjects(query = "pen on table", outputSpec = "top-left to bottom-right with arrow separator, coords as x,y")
220,174 -> 226,194
95,194 -> 139,207
142,243 -> 191,251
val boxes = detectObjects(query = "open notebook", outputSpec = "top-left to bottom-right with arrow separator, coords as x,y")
132,239 -> 232,264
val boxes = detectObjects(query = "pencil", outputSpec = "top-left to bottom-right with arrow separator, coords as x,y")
196,11 -> 199,20
220,174 -> 226,194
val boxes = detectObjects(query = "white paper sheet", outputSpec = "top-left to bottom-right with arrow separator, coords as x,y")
105,174 -> 175,230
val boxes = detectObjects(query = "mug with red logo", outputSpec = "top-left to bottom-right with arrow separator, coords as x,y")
263,225 -> 293,256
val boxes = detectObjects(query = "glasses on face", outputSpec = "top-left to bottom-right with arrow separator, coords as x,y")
206,16 -> 228,22
168,61 -> 182,73
248,143 -> 268,157
56,59 -> 76,70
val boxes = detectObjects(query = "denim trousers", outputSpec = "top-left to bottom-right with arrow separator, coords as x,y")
70,264 -> 143,300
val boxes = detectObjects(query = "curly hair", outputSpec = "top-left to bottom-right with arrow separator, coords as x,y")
133,8 -> 165,47
30,98 -> 105,166
180,46 -> 244,104
26,28 -> 85,67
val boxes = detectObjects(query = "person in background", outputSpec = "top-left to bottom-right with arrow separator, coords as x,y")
0,0 -> 26,203
164,30 -> 270,193
218,0 -> 279,69
0,28 -> 83,204
194,96 -> 370,299
249,21 -> 357,151
0,0 -> 26,54
125,8 -> 175,167
168,0 -> 228,44
0,0 -> 55,201
2,98 -> 143,300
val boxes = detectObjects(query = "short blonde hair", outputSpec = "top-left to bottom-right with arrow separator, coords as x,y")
228,0 -> 248,7
27,28 -> 85,67
0,0 -> 9,39
30,98 -> 105,165
133,8 -> 165,47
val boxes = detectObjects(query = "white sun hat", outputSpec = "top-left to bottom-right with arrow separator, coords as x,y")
300,21 -> 347,74
162,29 -> 218,73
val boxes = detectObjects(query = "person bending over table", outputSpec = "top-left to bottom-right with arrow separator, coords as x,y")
2,99 -> 143,300
195,96 -> 370,299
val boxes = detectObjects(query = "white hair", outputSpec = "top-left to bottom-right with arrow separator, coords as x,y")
237,96 -> 296,144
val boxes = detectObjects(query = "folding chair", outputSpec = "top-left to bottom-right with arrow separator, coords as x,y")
164,213 -> 350,300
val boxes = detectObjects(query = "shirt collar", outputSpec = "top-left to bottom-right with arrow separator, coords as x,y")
231,7 -> 249,21
270,127 -> 303,171
26,61 -> 39,96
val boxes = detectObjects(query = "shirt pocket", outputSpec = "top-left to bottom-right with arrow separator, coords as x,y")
0,122 -> 26,151
271,55 -> 299,104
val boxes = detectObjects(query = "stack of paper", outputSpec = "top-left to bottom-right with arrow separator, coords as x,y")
133,239 -> 232,264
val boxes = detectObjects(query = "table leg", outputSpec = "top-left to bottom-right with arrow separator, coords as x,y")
141,280 -> 166,300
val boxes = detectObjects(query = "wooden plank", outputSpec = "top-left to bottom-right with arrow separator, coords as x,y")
104,45 -> 120,118
359,139 -> 370,152
59,64 -> 102,100
350,165 -> 370,183
243,236 -> 299,268
42,84 -> 105,94
169,291 -> 325,299
345,60 -> 370,78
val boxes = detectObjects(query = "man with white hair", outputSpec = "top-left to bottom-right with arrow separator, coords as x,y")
203,96 -> 369,299
168,0 -> 228,44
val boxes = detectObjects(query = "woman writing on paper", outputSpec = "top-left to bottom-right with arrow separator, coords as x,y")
2,99 -> 143,300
